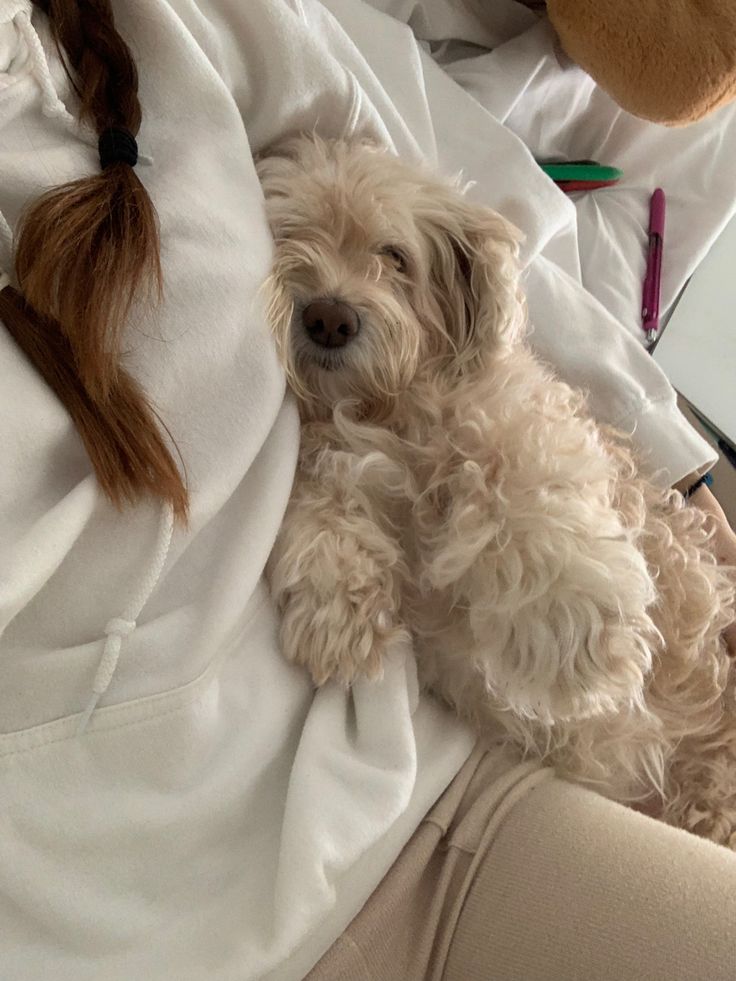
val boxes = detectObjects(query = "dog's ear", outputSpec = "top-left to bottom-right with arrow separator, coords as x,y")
415,184 -> 525,362
254,136 -> 306,198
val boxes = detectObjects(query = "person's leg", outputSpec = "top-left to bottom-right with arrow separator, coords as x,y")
307,742 -> 736,979
306,744 -> 552,980
443,775 -> 736,981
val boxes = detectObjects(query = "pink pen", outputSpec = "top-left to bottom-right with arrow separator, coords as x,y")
642,188 -> 665,345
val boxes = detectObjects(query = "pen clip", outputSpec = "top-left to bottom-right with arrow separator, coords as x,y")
642,234 -> 658,319
642,234 -> 662,324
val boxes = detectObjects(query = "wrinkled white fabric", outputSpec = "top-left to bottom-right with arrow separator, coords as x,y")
0,0 -> 726,978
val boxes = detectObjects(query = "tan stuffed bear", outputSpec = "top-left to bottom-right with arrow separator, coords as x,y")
545,0 -> 736,124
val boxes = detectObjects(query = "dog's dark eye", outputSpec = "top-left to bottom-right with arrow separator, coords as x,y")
378,246 -> 408,274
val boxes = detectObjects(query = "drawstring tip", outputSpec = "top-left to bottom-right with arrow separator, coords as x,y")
77,621 -> 134,735
73,502 -> 173,735
76,693 -> 101,737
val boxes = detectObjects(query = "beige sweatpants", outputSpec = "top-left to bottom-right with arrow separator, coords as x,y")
307,742 -> 736,980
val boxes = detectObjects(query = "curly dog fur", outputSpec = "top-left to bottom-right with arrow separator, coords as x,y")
257,135 -> 736,845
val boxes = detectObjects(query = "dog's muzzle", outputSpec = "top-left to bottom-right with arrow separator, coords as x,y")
302,299 -> 361,349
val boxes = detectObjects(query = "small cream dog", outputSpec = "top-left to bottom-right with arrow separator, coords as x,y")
257,135 -> 736,845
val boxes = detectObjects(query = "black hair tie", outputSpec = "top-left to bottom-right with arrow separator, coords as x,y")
98,127 -> 139,170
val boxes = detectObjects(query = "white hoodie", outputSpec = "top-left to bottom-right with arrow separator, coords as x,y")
0,1 -> 719,979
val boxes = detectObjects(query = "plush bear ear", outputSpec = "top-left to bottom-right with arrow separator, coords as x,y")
413,181 -> 526,364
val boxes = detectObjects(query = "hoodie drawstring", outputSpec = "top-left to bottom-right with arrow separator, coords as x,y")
15,8 -> 78,128
77,501 -> 175,735
11,5 -> 152,161
0,210 -> 13,272
1,259 -> 176,734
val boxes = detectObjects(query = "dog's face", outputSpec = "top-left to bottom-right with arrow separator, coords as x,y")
257,136 -> 524,419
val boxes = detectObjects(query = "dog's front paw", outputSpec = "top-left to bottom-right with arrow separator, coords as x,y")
279,589 -> 401,687
267,461 -> 409,687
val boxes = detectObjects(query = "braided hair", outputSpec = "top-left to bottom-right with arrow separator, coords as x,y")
0,0 -> 189,526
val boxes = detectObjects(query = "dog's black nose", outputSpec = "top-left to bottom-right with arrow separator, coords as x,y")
302,300 -> 360,348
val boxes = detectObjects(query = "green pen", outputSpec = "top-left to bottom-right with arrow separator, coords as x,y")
538,162 -> 623,182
